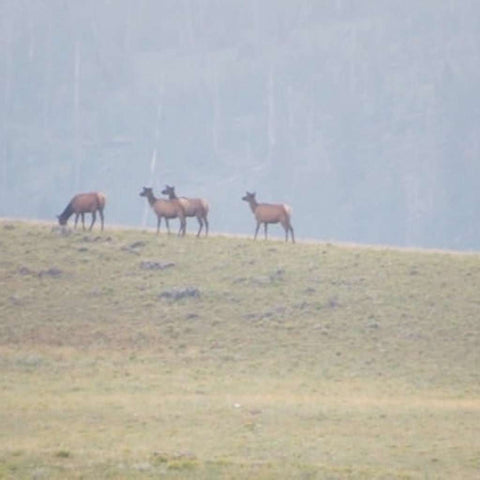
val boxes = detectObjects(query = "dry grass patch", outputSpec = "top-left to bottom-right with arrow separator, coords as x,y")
1,221 -> 479,478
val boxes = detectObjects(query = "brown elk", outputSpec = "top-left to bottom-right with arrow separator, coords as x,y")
139,187 -> 186,236
242,191 -> 295,243
161,185 -> 209,237
57,192 -> 106,231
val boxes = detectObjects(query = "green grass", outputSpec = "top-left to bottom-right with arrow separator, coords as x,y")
1,220 -> 479,479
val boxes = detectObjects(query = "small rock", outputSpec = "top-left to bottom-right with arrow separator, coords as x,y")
9,295 -> 24,306
51,225 -> 71,236
327,297 -> 339,308
158,287 -> 200,300
133,463 -> 152,472
268,268 -> 286,283
130,241 -> 146,249
38,267 -> 63,278
295,301 -> 309,310
18,266 -> 34,275
122,241 -> 147,255
140,261 -> 175,271
232,277 -> 247,284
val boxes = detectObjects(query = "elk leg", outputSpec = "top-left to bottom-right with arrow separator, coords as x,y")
81,213 -> 86,230
282,220 -> 294,243
254,222 -> 261,240
264,223 -> 268,240
156,216 -> 161,235
99,209 -> 104,231
281,221 -> 290,242
196,216 -> 203,237
89,211 -> 96,231
178,218 -> 186,237
204,217 -> 209,237
74,214 -> 79,229
177,219 -> 184,236
165,218 -> 171,235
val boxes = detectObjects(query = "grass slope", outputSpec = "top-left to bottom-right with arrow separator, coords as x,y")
1,220 -> 479,479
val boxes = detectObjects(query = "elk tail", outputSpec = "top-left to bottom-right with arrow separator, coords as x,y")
96,192 -> 107,210
283,204 -> 292,220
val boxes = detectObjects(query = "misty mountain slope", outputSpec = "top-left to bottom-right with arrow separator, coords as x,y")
1,1 -> 479,249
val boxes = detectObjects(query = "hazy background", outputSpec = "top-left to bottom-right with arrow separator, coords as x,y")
1,0 -> 479,249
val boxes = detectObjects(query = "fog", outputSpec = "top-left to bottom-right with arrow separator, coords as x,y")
1,0 -> 479,249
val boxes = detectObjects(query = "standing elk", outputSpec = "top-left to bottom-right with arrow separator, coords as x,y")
139,186 -> 186,236
242,191 -> 295,243
57,192 -> 106,231
161,185 -> 209,237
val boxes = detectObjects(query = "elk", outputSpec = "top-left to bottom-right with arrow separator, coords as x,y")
161,185 -> 210,237
242,191 -> 295,243
57,192 -> 106,231
139,187 -> 186,236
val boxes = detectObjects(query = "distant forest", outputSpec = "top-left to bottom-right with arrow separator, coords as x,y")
1,0 -> 479,249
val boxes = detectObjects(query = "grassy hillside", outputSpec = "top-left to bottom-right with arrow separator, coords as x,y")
1,220 -> 479,479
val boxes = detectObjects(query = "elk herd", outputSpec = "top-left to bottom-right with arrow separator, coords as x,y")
57,186 -> 295,243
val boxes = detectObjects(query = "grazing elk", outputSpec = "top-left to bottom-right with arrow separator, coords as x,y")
161,185 -> 210,237
139,187 -> 186,236
57,192 -> 106,231
242,191 -> 295,243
